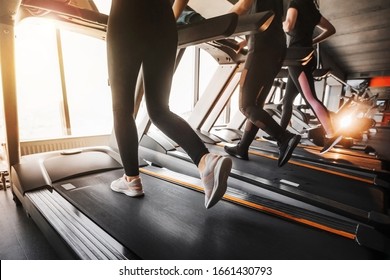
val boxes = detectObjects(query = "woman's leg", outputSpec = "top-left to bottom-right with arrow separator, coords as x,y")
141,12 -> 208,166
141,3 -> 231,208
106,1 -> 146,196
107,3 -> 143,177
225,34 -> 301,166
224,42 -> 284,160
280,76 -> 299,130
288,62 -> 342,153
288,64 -> 334,136
239,45 -> 286,141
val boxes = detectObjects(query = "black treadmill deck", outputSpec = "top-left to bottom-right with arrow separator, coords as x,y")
52,168 -> 380,260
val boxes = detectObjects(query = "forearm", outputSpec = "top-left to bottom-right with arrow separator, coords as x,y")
229,0 -> 253,15
283,18 -> 294,32
283,8 -> 298,32
172,0 -> 189,20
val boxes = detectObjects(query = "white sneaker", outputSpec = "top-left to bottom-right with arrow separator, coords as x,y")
110,175 -> 144,197
200,154 -> 232,209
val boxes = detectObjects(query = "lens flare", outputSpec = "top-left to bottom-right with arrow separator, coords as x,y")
339,114 -> 353,129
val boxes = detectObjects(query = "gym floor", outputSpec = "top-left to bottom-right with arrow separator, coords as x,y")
0,187 -> 58,260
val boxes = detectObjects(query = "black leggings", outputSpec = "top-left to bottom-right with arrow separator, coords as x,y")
107,0 -> 208,176
281,57 -> 333,135
280,72 -> 300,130
238,29 -> 287,146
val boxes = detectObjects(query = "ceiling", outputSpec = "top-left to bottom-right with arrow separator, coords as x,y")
319,0 -> 390,80
193,0 -> 390,80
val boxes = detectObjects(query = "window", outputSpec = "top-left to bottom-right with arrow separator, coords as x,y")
199,48 -> 219,99
60,30 -> 113,136
170,47 -> 196,120
15,19 -> 64,140
14,18 -> 113,140
13,4 -> 228,142
0,70 -> 5,145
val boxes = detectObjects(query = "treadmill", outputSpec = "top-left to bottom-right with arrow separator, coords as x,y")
13,141 -> 389,258
11,146 -> 388,259
136,25 -> 390,255
6,1 -> 389,260
138,36 -> 389,220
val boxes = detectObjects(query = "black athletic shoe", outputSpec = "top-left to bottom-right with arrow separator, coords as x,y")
263,135 -> 277,142
320,135 -> 343,154
224,144 -> 249,160
278,133 -> 301,167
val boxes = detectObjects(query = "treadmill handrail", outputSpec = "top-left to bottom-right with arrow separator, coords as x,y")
19,1 -> 276,50
177,13 -> 238,48
235,11 -> 275,35
178,11 -> 276,48
20,0 -> 107,25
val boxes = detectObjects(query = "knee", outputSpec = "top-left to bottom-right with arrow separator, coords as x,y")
147,107 -> 169,125
147,110 -> 160,124
239,106 -> 249,118
239,99 -> 250,118
239,103 -> 254,119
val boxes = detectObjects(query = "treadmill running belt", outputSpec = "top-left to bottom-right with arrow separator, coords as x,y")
53,169 -> 379,259
206,145 -> 385,213
251,139 -> 387,176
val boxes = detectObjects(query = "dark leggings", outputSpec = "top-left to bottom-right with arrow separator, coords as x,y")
280,73 -> 300,130
281,56 -> 333,135
238,28 -> 287,149
107,0 -> 208,176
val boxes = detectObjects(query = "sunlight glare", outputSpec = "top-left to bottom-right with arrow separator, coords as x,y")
338,114 -> 353,129
93,0 -> 112,14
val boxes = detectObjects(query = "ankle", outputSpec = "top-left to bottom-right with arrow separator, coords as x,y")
198,153 -> 209,173
278,131 -> 292,143
236,142 -> 249,153
124,174 -> 140,183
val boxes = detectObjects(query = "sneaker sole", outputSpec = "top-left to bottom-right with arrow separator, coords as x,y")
278,135 -> 301,167
205,157 -> 232,209
110,184 -> 144,197
320,135 -> 343,154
